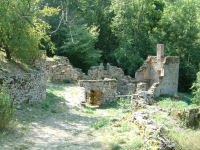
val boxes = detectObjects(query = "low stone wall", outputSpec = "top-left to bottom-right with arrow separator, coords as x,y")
0,71 -> 46,104
78,79 -> 118,105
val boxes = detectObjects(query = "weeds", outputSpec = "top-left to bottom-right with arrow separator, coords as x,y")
0,83 -> 15,130
91,118 -> 110,129
117,97 -> 131,109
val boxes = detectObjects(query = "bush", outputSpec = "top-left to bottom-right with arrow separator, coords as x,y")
64,78 -> 72,84
117,97 -> 131,109
191,71 -> 200,105
0,83 -> 15,130
53,56 -> 61,62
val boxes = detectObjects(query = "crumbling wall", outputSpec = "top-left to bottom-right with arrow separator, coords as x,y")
78,79 -> 118,105
87,63 -> 136,95
135,56 -> 151,84
46,56 -> 86,81
135,45 -> 179,97
0,72 -> 46,104
171,108 -> 200,128
88,63 -> 104,80
154,57 -> 179,97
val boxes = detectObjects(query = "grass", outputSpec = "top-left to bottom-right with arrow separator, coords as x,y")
168,129 -> 200,150
76,97 -> 145,149
156,93 -> 199,110
91,118 -> 110,130
151,112 -> 200,150
151,93 -> 200,150
0,51 -> 35,74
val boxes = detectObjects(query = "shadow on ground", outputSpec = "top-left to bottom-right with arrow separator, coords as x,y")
0,83 -> 109,150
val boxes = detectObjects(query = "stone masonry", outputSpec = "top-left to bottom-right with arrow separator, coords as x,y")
132,44 -> 179,108
78,79 -> 118,105
0,72 -> 46,104
45,44 -> 179,107
88,63 -> 137,95
135,44 -> 180,97
46,56 -> 86,82
0,51 -> 46,104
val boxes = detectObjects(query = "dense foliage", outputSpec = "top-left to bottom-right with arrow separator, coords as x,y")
0,0 -> 58,62
192,70 -> 200,105
0,0 -> 199,92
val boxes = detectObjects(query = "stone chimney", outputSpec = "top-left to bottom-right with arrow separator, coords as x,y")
157,44 -> 164,61
157,44 -> 164,78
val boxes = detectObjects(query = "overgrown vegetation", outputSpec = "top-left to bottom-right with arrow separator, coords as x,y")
0,83 -> 14,130
40,0 -> 200,92
156,93 -> 198,110
192,71 -> 200,105
154,95 -> 200,150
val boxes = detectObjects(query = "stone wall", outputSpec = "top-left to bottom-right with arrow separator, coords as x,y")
78,79 -> 118,105
46,56 -> 86,81
154,57 -> 179,97
0,51 -> 46,104
171,108 -> 200,128
0,72 -> 46,104
87,63 -> 137,95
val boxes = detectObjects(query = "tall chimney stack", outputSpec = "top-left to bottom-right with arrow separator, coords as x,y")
157,44 -> 164,60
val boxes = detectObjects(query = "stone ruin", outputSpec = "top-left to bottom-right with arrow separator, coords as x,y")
171,108 -> 200,128
46,56 -> 86,82
79,63 -> 137,106
87,63 -> 137,95
80,44 -> 179,106
78,79 -> 117,106
44,44 -> 179,106
132,44 -> 180,108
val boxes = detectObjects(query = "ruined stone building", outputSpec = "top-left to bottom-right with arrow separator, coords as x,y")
135,44 -> 179,97
45,44 -> 179,106
79,44 -> 179,106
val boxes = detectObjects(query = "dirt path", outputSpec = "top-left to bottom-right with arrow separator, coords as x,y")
0,83 -> 108,150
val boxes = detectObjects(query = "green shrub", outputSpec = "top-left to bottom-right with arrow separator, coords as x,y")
91,119 -> 110,130
0,83 -> 15,130
117,97 -> 131,109
192,71 -> 200,105
53,56 -> 61,62
64,78 -> 72,84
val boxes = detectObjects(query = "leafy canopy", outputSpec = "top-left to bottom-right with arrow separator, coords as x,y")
0,0 -> 59,62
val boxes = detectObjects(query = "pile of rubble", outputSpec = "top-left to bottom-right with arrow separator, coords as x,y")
131,82 -> 155,109
132,108 -> 175,150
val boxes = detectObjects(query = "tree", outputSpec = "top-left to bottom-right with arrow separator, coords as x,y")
156,0 -> 200,91
43,0 -> 101,71
110,0 -> 164,75
59,24 -> 101,72
192,69 -> 200,105
0,0 -> 58,62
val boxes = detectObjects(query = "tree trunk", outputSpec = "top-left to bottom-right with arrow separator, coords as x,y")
5,49 -> 11,61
